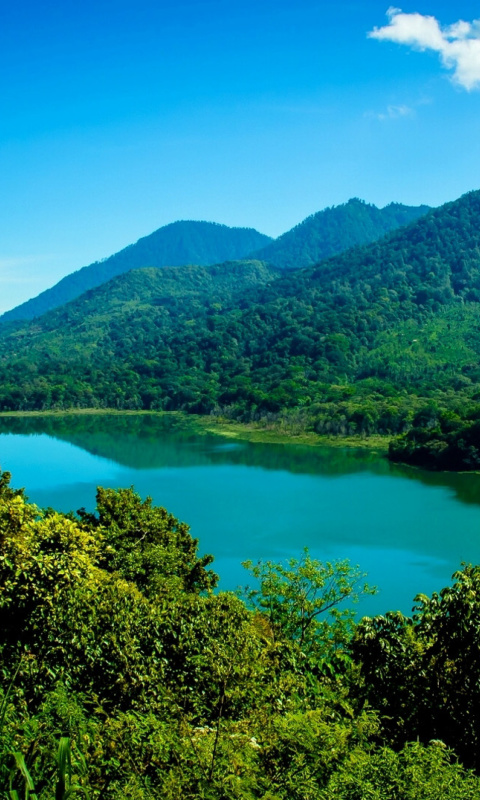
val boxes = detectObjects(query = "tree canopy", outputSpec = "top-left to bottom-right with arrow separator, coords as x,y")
2,469 -> 480,797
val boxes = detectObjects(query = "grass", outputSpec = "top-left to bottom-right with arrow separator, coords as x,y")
194,416 -> 390,450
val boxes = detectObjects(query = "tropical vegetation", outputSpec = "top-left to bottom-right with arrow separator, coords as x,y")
2,468 -> 480,798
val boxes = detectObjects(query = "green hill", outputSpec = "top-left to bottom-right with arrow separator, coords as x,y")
1,191 -> 480,468
0,259 -> 278,359
0,221 -> 273,324
252,197 -> 431,269
0,200 -> 430,325
0,259 -> 280,410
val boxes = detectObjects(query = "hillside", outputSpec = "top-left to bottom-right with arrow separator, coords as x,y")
0,221 -> 273,324
252,198 -> 431,269
0,259 -> 280,411
0,200 -> 430,325
1,191 -> 480,467
0,259 -> 278,359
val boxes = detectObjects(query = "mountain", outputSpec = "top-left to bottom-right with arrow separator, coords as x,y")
0,221 -> 273,324
1,190 -> 480,467
1,200 -> 430,326
252,198 -> 431,269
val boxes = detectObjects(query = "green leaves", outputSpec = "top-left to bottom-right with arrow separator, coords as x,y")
4,738 -> 91,800
242,550 -> 375,655
353,564 -> 480,770
8,751 -> 37,799
87,486 -> 218,596
320,741 -> 480,800
3,472 -> 480,797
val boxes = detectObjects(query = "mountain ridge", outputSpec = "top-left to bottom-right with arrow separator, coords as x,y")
0,199 -> 431,324
0,221 -> 273,324
252,197 -> 431,269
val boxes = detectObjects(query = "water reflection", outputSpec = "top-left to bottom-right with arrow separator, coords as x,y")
1,412 -> 480,616
1,413 -> 479,506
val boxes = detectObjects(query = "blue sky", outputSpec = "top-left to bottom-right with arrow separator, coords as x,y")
2,0 -> 480,312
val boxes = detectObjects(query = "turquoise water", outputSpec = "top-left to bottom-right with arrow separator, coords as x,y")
1,413 -> 479,617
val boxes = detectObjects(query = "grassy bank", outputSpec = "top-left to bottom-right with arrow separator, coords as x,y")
197,416 -> 390,450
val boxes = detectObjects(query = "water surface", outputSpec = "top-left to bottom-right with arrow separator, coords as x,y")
1,413 -> 479,617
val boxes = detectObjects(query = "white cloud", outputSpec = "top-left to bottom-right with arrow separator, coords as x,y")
368,103 -> 414,120
369,8 -> 480,90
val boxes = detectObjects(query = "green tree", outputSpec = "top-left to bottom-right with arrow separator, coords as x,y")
242,550 -> 375,656
352,564 -> 480,770
79,486 -> 218,597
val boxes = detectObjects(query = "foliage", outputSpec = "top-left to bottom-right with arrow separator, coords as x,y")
321,741 -> 480,800
2,469 -> 480,797
389,411 -> 480,470
79,485 -> 218,596
242,550 -> 375,655
352,564 -> 480,771
6,736 -> 90,800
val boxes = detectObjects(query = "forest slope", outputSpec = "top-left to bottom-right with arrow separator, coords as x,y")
252,197 -> 431,269
1,191 -> 480,467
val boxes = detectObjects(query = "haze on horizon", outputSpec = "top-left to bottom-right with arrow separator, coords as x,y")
2,0 -> 480,313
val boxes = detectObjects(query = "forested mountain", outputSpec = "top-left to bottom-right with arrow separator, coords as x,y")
0,200 -> 430,325
251,198 -> 431,269
0,259 -> 278,361
1,191 -> 480,467
0,221 -> 273,324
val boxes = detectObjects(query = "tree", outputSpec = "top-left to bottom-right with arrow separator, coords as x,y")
79,486 -> 218,597
242,550 -> 375,656
352,564 -> 480,770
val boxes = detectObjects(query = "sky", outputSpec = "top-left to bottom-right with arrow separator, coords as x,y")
2,0 -> 480,313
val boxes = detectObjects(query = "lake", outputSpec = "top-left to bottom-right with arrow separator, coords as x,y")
1,412 -> 479,617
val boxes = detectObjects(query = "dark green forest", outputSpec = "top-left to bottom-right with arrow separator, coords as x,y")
1,192 -> 480,468
3,469 -> 480,798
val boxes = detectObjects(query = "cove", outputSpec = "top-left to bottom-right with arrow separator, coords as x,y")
1,412 -> 479,617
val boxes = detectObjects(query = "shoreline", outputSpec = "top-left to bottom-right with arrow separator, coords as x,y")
1,409 -> 479,473
0,408 -> 391,451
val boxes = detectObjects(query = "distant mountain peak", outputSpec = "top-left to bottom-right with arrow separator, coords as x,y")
0,220 -> 273,324
251,199 -> 431,270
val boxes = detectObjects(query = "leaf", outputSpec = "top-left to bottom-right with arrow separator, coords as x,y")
56,737 -> 72,800
8,751 -> 36,794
